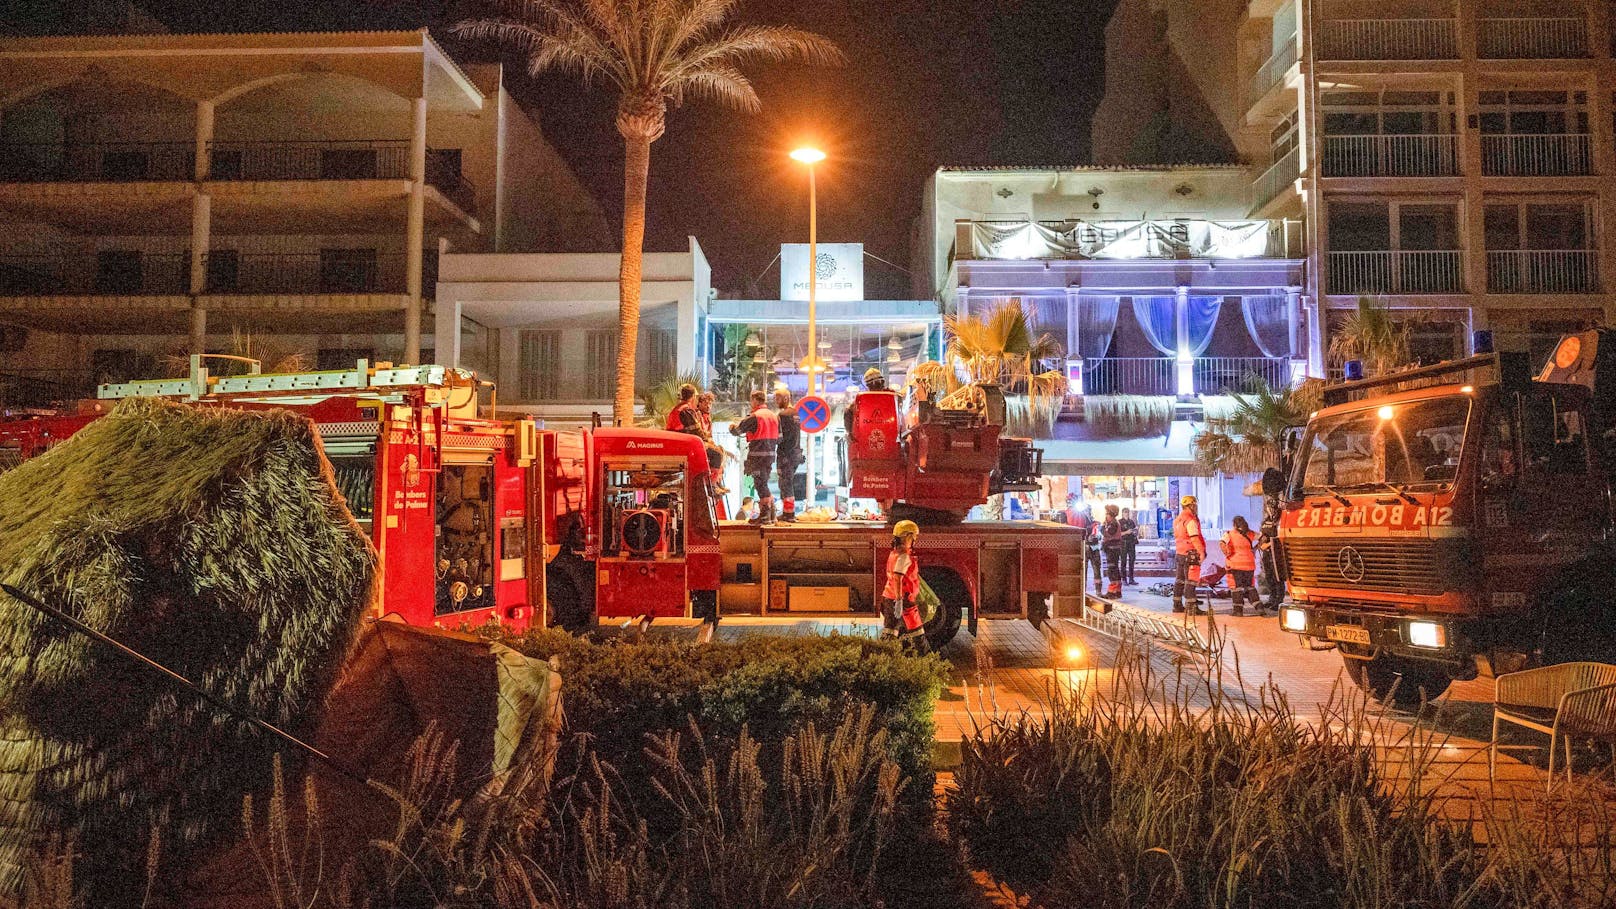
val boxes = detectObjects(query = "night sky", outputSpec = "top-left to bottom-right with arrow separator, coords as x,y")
35,0 -> 1119,300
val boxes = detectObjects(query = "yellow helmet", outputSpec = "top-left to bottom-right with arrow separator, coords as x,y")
893,519 -> 920,539
1180,495 -> 1197,508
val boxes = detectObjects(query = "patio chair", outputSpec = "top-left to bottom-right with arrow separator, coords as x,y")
1490,662 -> 1616,791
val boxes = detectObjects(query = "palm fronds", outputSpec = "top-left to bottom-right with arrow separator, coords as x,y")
1083,395 -> 1175,438
1329,296 -> 1412,378
942,300 -> 1066,402
1195,375 -> 1322,475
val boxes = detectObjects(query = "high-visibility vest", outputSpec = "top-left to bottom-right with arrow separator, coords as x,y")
883,549 -> 920,601
1174,511 -> 1205,556
1223,529 -> 1257,571
665,401 -> 697,432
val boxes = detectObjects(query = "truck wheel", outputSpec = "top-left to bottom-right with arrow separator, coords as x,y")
546,555 -> 596,635
1343,655 -> 1451,710
919,566 -> 967,650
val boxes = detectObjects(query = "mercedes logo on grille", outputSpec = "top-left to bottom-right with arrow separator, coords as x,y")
1337,546 -> 1367,583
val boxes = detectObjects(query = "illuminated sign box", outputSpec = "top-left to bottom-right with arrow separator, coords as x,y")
781,243 -> 863,302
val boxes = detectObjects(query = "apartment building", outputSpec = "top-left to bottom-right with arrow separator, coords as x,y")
1098,0 -> 1616,371
0,29 -> 609,401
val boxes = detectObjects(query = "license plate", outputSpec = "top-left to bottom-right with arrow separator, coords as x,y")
1326,624 -> 1371,646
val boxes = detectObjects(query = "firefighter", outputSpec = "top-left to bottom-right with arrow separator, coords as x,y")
774,388 -> 802,522
1100,504 -> 1125,599
1221,515 -> 1260,617
665,382 -> 700,433
730,389 -> 779,525
843,367 -> 892,436
1064,497 -> 1103,595
884,519 -> 926,652
1172,495 -> 1207,615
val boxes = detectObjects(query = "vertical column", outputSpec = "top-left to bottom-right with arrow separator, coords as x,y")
433,296 -> 462,367
1284,286 -> 1305,383
188,192 -> 210,354
194,100 -> 213,181
1064,287 -> 1083,395
1307,298 -> 1326,378
956,285 -> 970,319
404,96 -> 428,364
1589,56 -> 1616,323
1174,285 -> 1193,396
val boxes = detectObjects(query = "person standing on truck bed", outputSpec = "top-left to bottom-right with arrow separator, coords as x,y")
731,390 -> 779,525
773,388 -> 802,523
1173,495 -> 1207,615
843,367 -> 890,435
666,382 -> 700,433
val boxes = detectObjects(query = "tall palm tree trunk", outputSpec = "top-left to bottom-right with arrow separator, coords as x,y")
614,133 -> 652,425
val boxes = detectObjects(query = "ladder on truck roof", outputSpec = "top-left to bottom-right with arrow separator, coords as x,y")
98,355 -> 474,404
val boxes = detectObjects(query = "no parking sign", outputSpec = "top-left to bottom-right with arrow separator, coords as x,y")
796,395 -> 831,434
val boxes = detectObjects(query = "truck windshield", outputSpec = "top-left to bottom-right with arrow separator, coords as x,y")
1295,396 -> 1471,494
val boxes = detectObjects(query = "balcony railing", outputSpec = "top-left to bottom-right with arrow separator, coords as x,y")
1322,134 -> 1458,178
204,252 -> 406,295
207,140 -> 411,181
1318,18 -> 1456,60
1248,34 -> 1298,108
1478,17 -> 1587,59
1251,148 -> 1300,213
1194,357 -> 1292,395
1328,250 -> 1464,294
1480,133 -> 1591,176
425,156 -> 476,214
0,142 -> 195,183
1486,250 -> 1599,294
1081,358 -> 1176,397
0,254 -> 188,295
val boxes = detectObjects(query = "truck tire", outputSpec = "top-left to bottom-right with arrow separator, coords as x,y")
545,554 -> 596,634
1343,654 -> 1451,710
919,566 -> 967,650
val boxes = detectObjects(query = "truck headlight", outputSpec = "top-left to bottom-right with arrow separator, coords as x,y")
1407,621 -> 1446,649
1281,607 -> 1308,632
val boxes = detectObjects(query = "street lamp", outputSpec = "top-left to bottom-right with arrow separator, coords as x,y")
791,146 -> 826,508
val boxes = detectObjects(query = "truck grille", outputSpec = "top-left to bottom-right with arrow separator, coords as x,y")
1280,538 -> 1442,594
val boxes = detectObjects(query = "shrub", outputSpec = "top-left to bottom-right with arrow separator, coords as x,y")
487,628 -> 948,796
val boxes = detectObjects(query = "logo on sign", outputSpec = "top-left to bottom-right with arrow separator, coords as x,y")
1337,546 -> 1367,583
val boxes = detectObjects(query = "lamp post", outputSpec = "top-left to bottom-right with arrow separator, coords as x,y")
790,146 -> 826,508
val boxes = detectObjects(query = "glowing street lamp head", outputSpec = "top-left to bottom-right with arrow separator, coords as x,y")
790,147 -> 826,164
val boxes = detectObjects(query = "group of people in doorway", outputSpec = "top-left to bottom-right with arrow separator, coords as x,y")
1062,493 -> 1278,616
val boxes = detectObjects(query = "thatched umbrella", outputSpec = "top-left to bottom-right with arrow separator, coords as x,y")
0,398 -> 377,904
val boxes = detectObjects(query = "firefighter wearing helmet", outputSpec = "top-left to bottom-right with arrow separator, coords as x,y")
1173,495 -> 1207,615
884,520 -> 927,652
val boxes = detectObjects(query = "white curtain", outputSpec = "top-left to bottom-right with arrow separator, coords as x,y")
1077,296 -> 1120,359
1132,296 -> 1177,356
1242,294 -> 1292,358
972,219 -> 1277,260
1187,295 -> 1224,357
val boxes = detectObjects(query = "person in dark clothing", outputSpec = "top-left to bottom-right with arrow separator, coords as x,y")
1100,504 -> 1125,598
1064,496 -> 1103,594
730,389 -> 779,525
773,388 -> 802,522
1118,507 -> 1140,585
1259,476 -> 1284,615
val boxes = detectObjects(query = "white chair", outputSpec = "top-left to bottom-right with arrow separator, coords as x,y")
1490,662 -> 1616,791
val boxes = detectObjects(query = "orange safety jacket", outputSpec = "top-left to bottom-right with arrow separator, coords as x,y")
883,548 -> 920,601
1174,511 -> 1206,557
1222,529 -> 1257,571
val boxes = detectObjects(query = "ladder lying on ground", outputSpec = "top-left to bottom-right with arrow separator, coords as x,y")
1075,599 -> 1211,653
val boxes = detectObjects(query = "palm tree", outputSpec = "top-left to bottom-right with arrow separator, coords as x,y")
1195,375 -> 1323,475
930,300 -> 1065,403
454,1 -> 841,425
1329,297 -> 1412,378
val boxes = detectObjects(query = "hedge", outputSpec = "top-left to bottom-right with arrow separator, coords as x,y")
487,628 -> 948,792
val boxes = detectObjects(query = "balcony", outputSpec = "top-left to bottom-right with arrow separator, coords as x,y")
1486,250 -> 1599,294
1194,357 -> 1292,395
1251,148 -> 1300,212
1322,134 -> 1458,177
1480,134 -> 1592,176
203,251 -> 406,295
1478,18 -> 1587,59
1317,18 -> 1456,60
1081,358 -> 1176,396
207,140 -> 411,181
1328,250 -> 1464,294
0,142 -> 194,183
0,253 -> 188,295
425,155 -> 476,214
1248,35 -> 1298,109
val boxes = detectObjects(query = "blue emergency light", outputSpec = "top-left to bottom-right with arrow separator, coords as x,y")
1343,359 -> 1365,381
1472,330 -> 1494,354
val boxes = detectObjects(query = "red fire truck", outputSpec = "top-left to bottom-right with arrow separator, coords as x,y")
1,360 -> 1085,649
1275,331 -> 1616,706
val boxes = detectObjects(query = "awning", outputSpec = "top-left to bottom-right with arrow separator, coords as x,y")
1038,422 -> 1209,477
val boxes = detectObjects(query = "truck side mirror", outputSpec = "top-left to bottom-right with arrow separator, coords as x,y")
1261,466 -> 1286,497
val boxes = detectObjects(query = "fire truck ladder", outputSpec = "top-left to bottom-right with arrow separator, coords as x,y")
98,355 -> 472,403
1076,599 -> 1211,653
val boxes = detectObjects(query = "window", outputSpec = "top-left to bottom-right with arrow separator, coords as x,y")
1478,90 -> 1588,136
1522,389 -> 1587,475
646,327 -> 678,386
95,250 -> 143,293
518,330 -> 561,400
205,248 -> 239,292
1322,90 -> 1455,136
1479,405 -> 1518,487
1296,396 -> 1471,492
585,330 -> 616,400
1484,201 -> 1597,293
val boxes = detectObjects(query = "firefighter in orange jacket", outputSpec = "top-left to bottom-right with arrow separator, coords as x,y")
730,389 -> 779,525
1221,515 -> 1260,617
883,519 -> 926,652
1173,495 -> 1207,615
665,382 -> 700,433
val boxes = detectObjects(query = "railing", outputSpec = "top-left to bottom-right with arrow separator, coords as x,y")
0,142 -> 194,183
1317,18 -> 1456,60
1322,134 -> 1458,177
204,252 -> 406,295
1328,250 -> 1464,294
1247,34 -> 1298,108
207,140 -> 411,181
1486,250 -> 1599,294
0,370 -> 96,411
1194,357 -> 1292,395
0,253 -> 188,295
1081,357 -> 1176,396
1478,17 -> 1587,59
426,156 -> 476,214
1480,133 -> 1591,176
1251,147 -> 1300,213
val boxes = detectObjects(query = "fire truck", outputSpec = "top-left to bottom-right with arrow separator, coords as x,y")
1275,331 -> 1616,706
0,359 -> 1085,650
